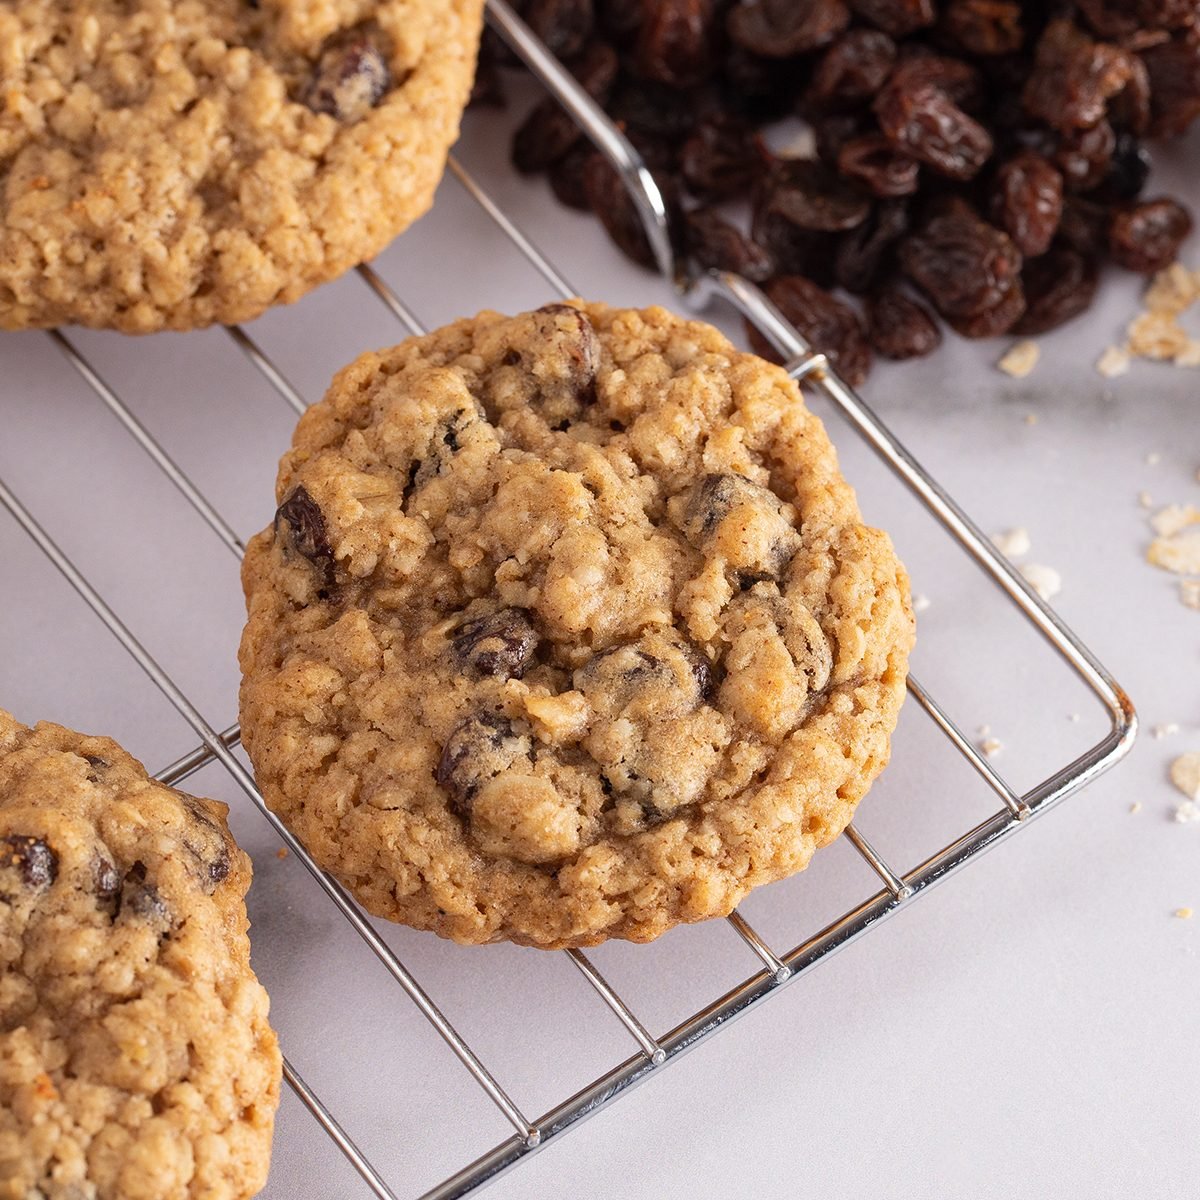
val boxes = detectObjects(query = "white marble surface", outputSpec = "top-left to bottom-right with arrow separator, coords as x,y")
1,100 -> 1197,1200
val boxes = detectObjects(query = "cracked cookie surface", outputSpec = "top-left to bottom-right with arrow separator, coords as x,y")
238,301 -> 915,948
0,0 -> 483,332
0,710 -> 281,1200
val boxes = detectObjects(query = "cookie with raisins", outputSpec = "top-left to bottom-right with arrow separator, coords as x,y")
238,301 -> 914,948
0,709 -> 281,1199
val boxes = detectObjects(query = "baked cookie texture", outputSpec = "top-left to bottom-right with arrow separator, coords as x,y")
0,0 -> 484,332
0,711 -> 281,1200
239,301 -> 915,949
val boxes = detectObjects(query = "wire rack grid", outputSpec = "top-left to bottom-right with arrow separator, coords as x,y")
0,5 -> 1138,1198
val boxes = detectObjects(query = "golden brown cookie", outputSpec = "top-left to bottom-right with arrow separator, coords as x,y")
0,0 -> 484,332
0,710 -> 281,1199
238,301 -> 915,949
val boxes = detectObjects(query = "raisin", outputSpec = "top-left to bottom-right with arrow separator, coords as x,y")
808,30 -> 897,108
1054,120 -> 1116,193
1094,132 -> 1152,203
524,0 -> 595,60
684,207 -> 773,281
874,77 -> 993,181
989,152 -> 1063,257
1111,53 -> 1152,135
1142,29 -> 1200,138
890,51 -> 984,112
596,0 -> 644,44
635,0 -> 718,88
93,855 -> 121,915
727,0 -> 850,58
452,609 -> 540,679
835,198 -> 910,293
940,1 -> 1024,57
525,303 -> 603,417
748,276 -> 872,387
838,135 -> 920,198
549,144 -> 593,210
608,78 -> 698,140
83,753 -> 109,783
813,112 -> 870,166
867,285 -> 942,359
121,861 -> 171,927
1057,195 -> 1110,254
719,46 -> 799,121
1013,246 -> 1099,335
1108,198 -> 1194,273
679,114 -> 761,200
469,38 -> 505,109
0,835 -> 57,891
759,158 -> 871,232
582,152 -> 659,269
751,210 -> 829,283
303,26 -> 391,122
437,715 -> 533,817
679,473 -> 801,573
899,208 -> 1022,318
275,486 -> 336,589
1021,19 -> 1134,133
945,280 -> 1027,338
512,43 -> 618,173
847,0 -> 935,37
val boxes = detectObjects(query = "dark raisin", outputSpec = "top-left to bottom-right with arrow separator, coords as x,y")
1057,195 -> 1110,254
1110,53 -> 1151,135
1,835 -> 57,891
635,0 -> 718,88
274,485 -> 336,589
989,152 -> 1063,257
83,753 -> 110,783
867,285 -> 942,359
812,112 -> 869,166
608,78 -> 699,140
596,0 -> 645,44
1013,246 -> 1099,335
890,51 -> 984,112
847,0 -> 935,37
939,1 -> 1024,56
944,280 -> 1027,338
1143,31 -> 1200,138
1075,0 -> 1142,41
835,198 -> 910,294
1108,198 -> 1194,273
511,43 -> 618,174
874,77 -> 993,181
303,26 -> 391,122
685,207 -> 773,281
679,114 -> 761,200
437,715 -> 533,817
681,472 -> 797,546
899,208 -> 1022,318
1021,19 -> 1134,133
524,0 -> 595,60
748,276 -> 872,387
1054,120 -> 1116,193
727,0 -> 850,58
719,46 -> 800,121
582,151 -> 671,269
751,210 -> 830,284
548,143 -> 594,210
1093,132 -> 1152,203
837,136 -> 920,198
122,862 -> 171,927
469,37 -> 505,109
452,609 -> 540,679
532,303 -> 602,407
759,158 -> 871,232
807,30 -> 897,108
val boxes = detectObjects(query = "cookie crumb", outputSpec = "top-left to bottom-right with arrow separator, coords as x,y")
1129,801 -> 1143,815
1023,412 -> 1038,426
1068,712 -> 1081,723
1130,312 -> 1190,361
1096,345 -> 1131,378
1138,490 -> 1153,509
1181,580 -> 1200,611
980,736 -> 1003,759
1144,262 -> 1200,312
1152,722 -> 1180,740
1176,340 -> 1200,368
1169,752 -> 1200,801
998,340 -> 1040,379
977,723 -> 990,736
1174,800 -> 1200,824
276,848 -> 289,860
1020,562 -> 1062,600
1174,907 -> 1193,920
1144,450 -> 1163,466
912,592 -> 931,613
1150,504 -> 1200,538
1149,528 -> 1200,575
991,527 -> 1031,558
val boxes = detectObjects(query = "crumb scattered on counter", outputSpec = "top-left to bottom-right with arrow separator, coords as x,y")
1020,562 -> 1062,600
1023,412 -> 1038,426
1096,345 -> 1131,378
1100,263 -> 1200,375
912,592 -> 931,614
1145,262 -> 1200,312
1068,713 -> 1081,723
1175,907 -> 1194,920
1144,450 -> 1163,466
1152,722 -> 1180,740
998,340 -> 1040,379
1138,490 -> 1154,509
1169,752 -> 1200,801
1175,800 -> 1200,824
991,527 -> 1031,558
276,847 -> 289,860
1129,312 -> 1191,362
980,737 -> 1003,759
977,723 -> 991,737
1182,580 -> 1200,611
1129,801 -> 1143,815
1149,528 -> 1200,575
1151,504 -> 1200,537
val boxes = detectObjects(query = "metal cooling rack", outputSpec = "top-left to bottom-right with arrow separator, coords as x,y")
0,3 -> 1138,1197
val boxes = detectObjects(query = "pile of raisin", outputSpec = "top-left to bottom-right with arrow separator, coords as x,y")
483,1 -> 1199,385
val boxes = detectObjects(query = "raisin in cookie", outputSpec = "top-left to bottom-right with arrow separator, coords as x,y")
238,301 -> 915,949
0,710 -> 281,1199
0,0 -> 483,333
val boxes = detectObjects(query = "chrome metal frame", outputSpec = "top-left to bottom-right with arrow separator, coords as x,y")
0,4 -> 1136,1197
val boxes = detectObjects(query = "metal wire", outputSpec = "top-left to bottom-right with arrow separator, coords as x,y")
0,5 -> 1138,1197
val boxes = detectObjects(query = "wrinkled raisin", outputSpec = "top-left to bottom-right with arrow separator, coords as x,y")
752,210 -> 829,283
437,715 -> 533,816
835,198 -> 910,293
1013,246 -> 1099,335
813,112 -> 871,166
1,835 -> 57,891
1022,19 -> 1134,132
608,78 -> 698,140
1054,120 -> 1116,193
684,207 -> 773,281
679,114 -> 761,200
808,30 -> 897,107
1142,29 -> 1200,138
596,0 -> 644,44
524,0 -> 595,60
759,158 -> 871,232
1094,132 -> 1152,203
1057,195 -> 1110,254
727,0 -> 850,58
838,135 -> 921,197
583,152 -> 671,269
720,47 -> 803,120
945,280 -> 1026,337
874,77 -> 993,180
453,609 -> 540,679
1108,197 -> 1194,273
635,0 -> 718,88
748,276 -> 872,387
990,152 -> 1063,257
275,486 -> 336,589
848,0 -> 935,37
867,284 -> 943,359
303,26 -> 391,122
940,1 -> 1024,57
